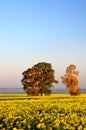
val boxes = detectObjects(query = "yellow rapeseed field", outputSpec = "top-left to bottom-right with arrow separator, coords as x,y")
0,94 -> 86,130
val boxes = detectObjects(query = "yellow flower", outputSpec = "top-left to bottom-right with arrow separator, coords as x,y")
13,127 -> 17,130
37,123 -> 46,129
22,119 -> 26,124
27,125 -> 31,129
0,124 -> 3,128
78,125 -> 83,130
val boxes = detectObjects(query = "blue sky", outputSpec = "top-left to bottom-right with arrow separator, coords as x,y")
0,0 -> 86,89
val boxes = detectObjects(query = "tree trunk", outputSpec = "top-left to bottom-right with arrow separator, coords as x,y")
39,88 -> 42,96
70,85 -> 80,95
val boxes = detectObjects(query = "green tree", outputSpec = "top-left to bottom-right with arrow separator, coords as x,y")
61,64 -> 80,95
21,62 -> 58,96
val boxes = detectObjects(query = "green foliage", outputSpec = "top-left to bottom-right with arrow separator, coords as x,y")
21,62 -> 58,95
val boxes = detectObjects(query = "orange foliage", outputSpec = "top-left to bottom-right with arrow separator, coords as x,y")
61,64 -> 80,95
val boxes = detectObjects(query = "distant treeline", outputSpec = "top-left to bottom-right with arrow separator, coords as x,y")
0,88 -> 86,94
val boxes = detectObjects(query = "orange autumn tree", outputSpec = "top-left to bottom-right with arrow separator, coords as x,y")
61,64 -> 80,95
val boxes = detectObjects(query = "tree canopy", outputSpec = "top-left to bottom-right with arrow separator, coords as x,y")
21,62 -> 58,96
61,64 -> 80,95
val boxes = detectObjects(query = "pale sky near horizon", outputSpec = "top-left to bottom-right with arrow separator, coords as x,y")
0,0 -> 86,89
